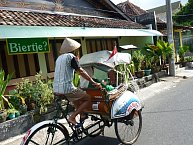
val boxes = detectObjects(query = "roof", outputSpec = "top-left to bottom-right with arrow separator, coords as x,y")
0,0 -> 164,39
147,1 -> 182,14
117,1 -> 165,24
0,0 -> 132,20
0,9 -> 144,29
117,1 -> 147,16
0,0 -> 143,29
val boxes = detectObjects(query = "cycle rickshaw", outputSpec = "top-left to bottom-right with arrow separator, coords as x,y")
21,50 -> 143,145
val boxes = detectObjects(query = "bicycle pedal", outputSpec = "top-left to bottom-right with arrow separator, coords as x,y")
72,137 -> 79,142
72,131 -> 82,142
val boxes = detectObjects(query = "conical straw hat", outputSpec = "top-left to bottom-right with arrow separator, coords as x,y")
59,38 -> 81,54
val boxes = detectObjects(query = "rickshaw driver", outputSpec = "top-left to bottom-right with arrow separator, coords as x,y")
53,38 -> 102,126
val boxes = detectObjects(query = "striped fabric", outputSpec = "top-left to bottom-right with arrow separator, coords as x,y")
53,53 -> 76,94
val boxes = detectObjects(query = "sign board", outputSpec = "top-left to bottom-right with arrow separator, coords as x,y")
6,38 -> 50,55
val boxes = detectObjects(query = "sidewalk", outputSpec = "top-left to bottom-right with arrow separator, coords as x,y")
1,66 -> 193,145
137,66 -> 193,105
175,66 -> 193,78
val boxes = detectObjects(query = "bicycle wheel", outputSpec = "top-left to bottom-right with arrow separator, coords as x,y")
82,114 -> 105,137
25,124 -> 69,145
114,110 -> 142,145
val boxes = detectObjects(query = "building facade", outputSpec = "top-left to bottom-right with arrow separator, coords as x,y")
0,0 -> 162,88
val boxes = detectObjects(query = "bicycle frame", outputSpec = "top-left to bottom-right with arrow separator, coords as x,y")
21,84 -> 142,145
20,97 -> 109,145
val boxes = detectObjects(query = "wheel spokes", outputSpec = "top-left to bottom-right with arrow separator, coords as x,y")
115,110 -> 142,144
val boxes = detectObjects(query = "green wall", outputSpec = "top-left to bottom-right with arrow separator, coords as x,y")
118,36 -> 154,49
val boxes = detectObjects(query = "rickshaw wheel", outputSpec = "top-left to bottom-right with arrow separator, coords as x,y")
114,110 -> 142,145
82,114 -> 105,137
24,124 -> 69,145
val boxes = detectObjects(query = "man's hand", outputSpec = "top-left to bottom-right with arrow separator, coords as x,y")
92,82 -> 102,90
77,67 -> 102,90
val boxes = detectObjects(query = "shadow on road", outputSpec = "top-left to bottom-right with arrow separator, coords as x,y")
76,135 -> 121,145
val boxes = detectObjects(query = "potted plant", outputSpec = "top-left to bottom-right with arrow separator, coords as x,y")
144,56 -> 153,76
156,40 -> 173,71
7,108 -> 16,119
178,45 -> 189,67
6,108 -> 20,120
2,92 -> 21,120
31,73 -> 54,113
143,44 -> 162,73
185,56 -> 193,68
15,72 -> 54,114
132,50 -> 145,78
0,69 -> 12,123
7,91 -> 27,115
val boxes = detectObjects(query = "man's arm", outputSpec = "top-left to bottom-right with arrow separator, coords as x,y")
71,57 -> 101,89
76,67 -> 102,89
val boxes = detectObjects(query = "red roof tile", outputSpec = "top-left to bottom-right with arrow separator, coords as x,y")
117,1 -> 165,24
0,9 -> 145,29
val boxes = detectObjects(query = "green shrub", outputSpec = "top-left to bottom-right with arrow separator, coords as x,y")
0,69 -> 13,110
16,72 -> 54,113
132,50 -> 145,72
178,46 -> 189,63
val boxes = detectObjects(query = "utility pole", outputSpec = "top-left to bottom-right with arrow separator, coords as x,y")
166,0 -> 176,76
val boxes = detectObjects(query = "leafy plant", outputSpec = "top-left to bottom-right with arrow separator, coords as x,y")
7,108 -> 20,119
185,56 -> 193,62
127,61 -> 135,75
7,108 -> 17,114
156,40 -> 174,67
143,44 -> 161,67
145,44 -> 162,57
7,90 -> 27,114
16,72 -> 54,113
173,0 -> 193,26
144,56 -> 154,69
178,45 -> 189,63
0,69 -> 13,110
132,50 -> 145,72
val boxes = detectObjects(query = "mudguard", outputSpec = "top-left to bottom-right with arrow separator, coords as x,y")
20,120 -> 55,145
111,91 -> 141,119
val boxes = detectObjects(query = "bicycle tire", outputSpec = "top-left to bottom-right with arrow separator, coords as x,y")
25,123 -> 69,145
114,110 -> 142,145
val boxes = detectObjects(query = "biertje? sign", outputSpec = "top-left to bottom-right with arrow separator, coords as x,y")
6,38 -> 50,55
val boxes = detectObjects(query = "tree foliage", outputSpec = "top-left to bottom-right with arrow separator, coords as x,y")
173,0 -> 193,26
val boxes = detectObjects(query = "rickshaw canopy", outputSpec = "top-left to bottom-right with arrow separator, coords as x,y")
79,50 -> 131,72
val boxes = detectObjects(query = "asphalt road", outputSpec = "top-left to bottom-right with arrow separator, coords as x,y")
77,77 -> 193,145
2,76 -> 193,145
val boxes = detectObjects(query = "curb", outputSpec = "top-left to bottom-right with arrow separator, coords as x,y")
135,70 -> 167,89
